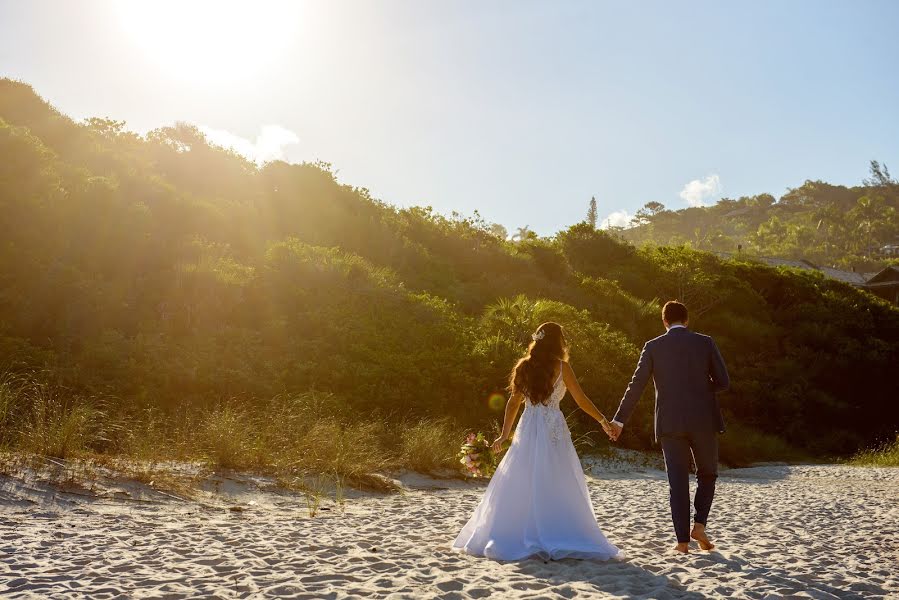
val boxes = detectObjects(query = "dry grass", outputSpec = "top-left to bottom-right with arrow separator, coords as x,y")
113,408 -> 183,462
198,405 -> 258,470
0,373 -> 104,459
0,373 -> 476,493
849,434 -> 899,467
334,473 -> 346,513
0,373 -> 18,447
275,471 -> 352,514
399,418 -> 461,474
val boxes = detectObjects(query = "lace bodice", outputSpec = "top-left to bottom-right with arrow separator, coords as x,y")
521,365 -> 568,445
523,371 -> 566,411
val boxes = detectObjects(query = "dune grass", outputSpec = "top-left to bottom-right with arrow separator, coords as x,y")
0,372 -> 106,459
0,369 -> 839,494
849,434 -> 899,467
399,418 -> 463,473
0,371 -> 466,492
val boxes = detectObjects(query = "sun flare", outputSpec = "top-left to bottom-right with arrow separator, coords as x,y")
116,1 -> 302,81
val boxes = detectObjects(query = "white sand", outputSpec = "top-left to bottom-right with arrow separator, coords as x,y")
2,459 -> 897,599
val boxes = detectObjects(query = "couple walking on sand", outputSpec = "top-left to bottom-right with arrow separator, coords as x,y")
452,300 -> 729,560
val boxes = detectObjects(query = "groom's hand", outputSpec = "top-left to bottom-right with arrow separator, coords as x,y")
608,422 -> 623,442
600,420 -> 614,439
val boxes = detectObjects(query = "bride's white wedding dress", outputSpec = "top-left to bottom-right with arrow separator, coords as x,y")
452,364 -> 621,561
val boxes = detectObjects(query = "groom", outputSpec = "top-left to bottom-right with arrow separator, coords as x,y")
607,300 -> 729,554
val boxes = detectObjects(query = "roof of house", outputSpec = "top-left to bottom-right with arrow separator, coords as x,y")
753,256 -> 819,270
713,251 -> 816,270
866,265 -> 899,285
819,267 -> 867,285
714,251 -> 891,286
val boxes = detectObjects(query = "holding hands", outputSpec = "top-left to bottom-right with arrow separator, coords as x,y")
598,415 -> 621,442
606,420 -> 622,442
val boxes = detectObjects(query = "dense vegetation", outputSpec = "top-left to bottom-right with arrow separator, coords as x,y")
1,79 -> 897,476
620,172 -> 899,272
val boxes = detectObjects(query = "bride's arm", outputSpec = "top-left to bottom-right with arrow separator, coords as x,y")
492,391 -> 524,451
561,362 -> 612,432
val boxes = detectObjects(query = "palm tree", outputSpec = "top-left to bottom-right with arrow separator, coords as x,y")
481,295 -> 537,347
511,226 -> 535,242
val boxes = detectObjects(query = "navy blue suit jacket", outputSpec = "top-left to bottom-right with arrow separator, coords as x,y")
612,327 -> 729,441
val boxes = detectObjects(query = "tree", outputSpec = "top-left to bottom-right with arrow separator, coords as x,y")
848,195 -> 897,252
511,226 -> 536,242
147,121 -> 209,152
634,201 -> 666,225
586,196 -> 598,229
489,223 -> 508,240
644,247 -> 732,317
863,160 -> 897,187
84,117 -> 127,138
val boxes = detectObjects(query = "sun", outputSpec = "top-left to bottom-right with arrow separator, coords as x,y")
116,1 -> 302,82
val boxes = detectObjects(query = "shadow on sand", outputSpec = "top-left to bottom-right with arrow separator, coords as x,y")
688,550 -> 883,599
500,545 -> 882,600
505,556 -> 708,599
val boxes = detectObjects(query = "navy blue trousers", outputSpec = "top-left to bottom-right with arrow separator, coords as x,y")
660,432 -> 719,543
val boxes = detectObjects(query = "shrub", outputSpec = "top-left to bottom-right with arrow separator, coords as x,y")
718,422 -> 807,467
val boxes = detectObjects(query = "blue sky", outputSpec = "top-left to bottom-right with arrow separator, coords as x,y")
1,0 -> 898,235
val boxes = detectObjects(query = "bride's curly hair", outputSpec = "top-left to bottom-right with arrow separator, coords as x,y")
509,322 -> 569,405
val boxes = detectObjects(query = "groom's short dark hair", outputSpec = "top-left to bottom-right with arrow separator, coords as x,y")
662,300 -> 688,323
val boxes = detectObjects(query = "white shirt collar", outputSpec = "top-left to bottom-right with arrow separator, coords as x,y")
667,324 -> 686,330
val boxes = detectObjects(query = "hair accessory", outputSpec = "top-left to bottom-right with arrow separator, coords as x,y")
532,329 -> 545,341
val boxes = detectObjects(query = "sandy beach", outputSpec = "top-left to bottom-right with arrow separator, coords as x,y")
2,458 -> 897,599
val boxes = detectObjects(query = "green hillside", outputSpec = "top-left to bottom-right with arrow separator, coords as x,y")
620,173 -> 899,272
1,79 -> 897,471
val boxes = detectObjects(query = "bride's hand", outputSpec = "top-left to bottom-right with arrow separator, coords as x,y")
599,418 -> 615,439
491,435 -> 508,453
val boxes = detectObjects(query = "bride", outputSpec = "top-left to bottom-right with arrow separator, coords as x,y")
452,322 -> 621,561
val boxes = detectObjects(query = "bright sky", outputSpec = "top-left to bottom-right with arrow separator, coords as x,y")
2,0 -> 898,235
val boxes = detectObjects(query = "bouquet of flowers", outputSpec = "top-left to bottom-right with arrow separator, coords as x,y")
458,432 -> 501,478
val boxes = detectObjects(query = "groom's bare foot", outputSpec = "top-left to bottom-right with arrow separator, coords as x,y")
674,542 -> 689,554
690,523 -> 715,551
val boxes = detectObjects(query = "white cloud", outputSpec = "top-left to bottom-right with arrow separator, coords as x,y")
600,209 -> 633,229
678,174 -> 721,207
199,124 -> 300,164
